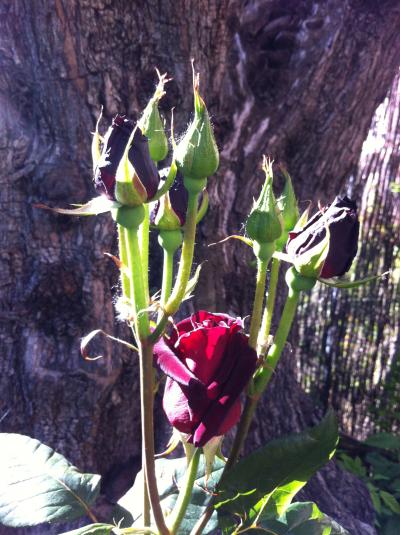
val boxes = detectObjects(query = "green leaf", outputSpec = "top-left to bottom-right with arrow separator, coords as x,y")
216,412 -> 338,522
35,196 -> 120,216
365,432 -> 400,451
318,271 -> 389,288
119,455 -> 225,535
0,433 -> 101,527
380,490 -> 400,514
368,487 -> 382,514
248,502 -> 350,535
61,524 -> 116,535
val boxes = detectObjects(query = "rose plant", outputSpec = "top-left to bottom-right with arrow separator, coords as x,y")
0,69 -> 387,535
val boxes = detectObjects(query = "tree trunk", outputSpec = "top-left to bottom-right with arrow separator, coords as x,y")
0,1 -> 399,534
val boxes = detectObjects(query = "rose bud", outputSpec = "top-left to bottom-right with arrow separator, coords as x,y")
138,71 -> 169,163
287,196 -> 359,279
174,74 -> 219,182
152,171 -> 188,231
154,311 -> 257,447
246,157 -> 283,260
275,168 -> 299,251
94,115 -> 160,206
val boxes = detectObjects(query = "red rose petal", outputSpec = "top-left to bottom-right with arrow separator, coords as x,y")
177,325 -> 230,384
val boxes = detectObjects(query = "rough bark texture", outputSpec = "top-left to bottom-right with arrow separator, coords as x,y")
1,1 -> 399,534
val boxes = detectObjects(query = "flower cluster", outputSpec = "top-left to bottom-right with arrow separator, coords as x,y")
32,68 -> 383,535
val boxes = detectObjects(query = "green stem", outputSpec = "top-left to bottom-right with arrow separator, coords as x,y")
260,257 -> 280,346
254,288 -> 300,395
159,248 -> 174,321
125,227 -> 150,337
143,467 -> 150,527
125,223 -> 169,535
168,448 -> 201,534
118,224 -> 131,302
165,191 -> 198,315
139,342 -> 170,535
139,204 -> 150,304
148,190 -> 199,345
248,258 -> 269,351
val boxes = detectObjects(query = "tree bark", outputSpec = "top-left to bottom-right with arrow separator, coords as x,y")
0,1 -> 399,534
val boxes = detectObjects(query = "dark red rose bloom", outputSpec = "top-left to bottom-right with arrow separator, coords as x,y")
287,196 -> 359,278
94,114 -> 160,201
154,311 -> 257,447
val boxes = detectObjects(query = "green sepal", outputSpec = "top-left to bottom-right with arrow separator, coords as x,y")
246,158 -> 283,244
183,263 -> 203,302
285,266 -> 317,293
60,524 -> 116,535
91,108 -> 103,173
152,160 -> 178,202
196,190 -> 209,223
203,436 -> 225,482
35,196 -> 120,216
293,225 -> 330,278
278,168 -> 299,231
111,205 -> 145,229
155,194 -> 182,231
294,205 -> 311,231
275,168 -> 299,251
115,126 -> 147,207
158,229 -> 183,254
318,271 -> 389,288
174,77 -> 219,180
209,234 -> 253,248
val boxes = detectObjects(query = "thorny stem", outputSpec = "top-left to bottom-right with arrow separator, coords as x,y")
118,224 -> 131,302
125,227 -> 150,337
139,204 -> 150,303
254,289 -> 300,395
159,248 -> 174,321
168,448 -> 201,534
149,190 -> 199,344
125,222 -> 169,535
259,257 -> 280,347
248,258 -> 269,350
165,190 -> 198,315
139,343 -> 170,535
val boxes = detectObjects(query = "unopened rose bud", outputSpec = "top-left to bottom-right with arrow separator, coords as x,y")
246,158 -> 283,252
152,171 -> 188,231
287,196 -> 359,279
174,75 -> 219,181
276,168 -> 299,251
138,72 -> 169,162
94,115 -> 160,206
